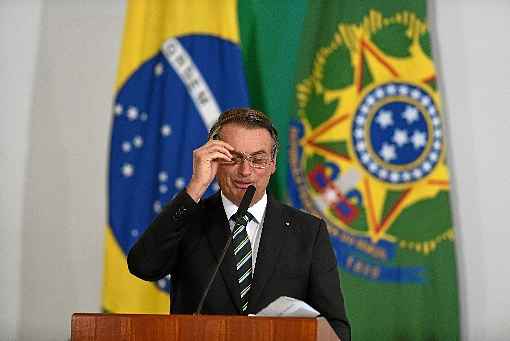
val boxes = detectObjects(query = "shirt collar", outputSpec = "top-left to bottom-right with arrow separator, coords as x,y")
220,191 -> 267,224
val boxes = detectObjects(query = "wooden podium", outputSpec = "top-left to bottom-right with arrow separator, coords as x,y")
71,313 -> 339,341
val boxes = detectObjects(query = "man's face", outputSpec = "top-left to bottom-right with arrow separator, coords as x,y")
216,123 -> 276,206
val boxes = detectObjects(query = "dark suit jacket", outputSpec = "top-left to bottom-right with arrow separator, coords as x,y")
127,190 -> 350,340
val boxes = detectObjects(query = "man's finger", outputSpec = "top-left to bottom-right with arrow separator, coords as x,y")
207,139 -> 234,151
199,144 -> 233,159
206,151 -> 232,163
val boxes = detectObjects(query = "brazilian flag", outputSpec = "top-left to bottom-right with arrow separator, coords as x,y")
103,0 -> 249,313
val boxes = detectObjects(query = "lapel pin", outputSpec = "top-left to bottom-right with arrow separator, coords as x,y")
284,221 -> 290,228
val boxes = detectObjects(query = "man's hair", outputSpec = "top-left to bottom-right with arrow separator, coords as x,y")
208,107 -> 279,158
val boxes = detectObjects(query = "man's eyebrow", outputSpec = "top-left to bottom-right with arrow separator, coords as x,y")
251,150 -> 269,156
231,150 -> 269,156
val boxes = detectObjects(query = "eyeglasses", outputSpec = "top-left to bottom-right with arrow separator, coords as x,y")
222,151 -> 272,169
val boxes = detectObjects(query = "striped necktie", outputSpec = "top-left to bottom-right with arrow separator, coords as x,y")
231,212 -> 254,313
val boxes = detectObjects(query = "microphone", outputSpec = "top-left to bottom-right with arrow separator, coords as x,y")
195,185 -> 256,314
232,185 -> 256,225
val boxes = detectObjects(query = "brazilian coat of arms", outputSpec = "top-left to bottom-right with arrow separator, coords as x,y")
289,10 -> 454,283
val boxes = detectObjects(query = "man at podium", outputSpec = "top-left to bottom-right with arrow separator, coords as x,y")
127,108 -> 351,340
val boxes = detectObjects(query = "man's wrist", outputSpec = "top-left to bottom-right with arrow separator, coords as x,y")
185,180 -> 209,203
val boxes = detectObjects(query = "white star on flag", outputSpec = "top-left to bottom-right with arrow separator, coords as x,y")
153,200 -> 162,213
159,171 -> 168,182
378,169 -> 389,179
122,141 -> 131,153
154,62 -> 164,76
122,163 -> 134,177
390,172 -> 400,182
376,110 -> 394,129
411,130 -> 427,149
411,89 -> 421,99
127,106 -> 139,121
369,162 -> 378,172
379,143 -> 397,162
413,169 -> 423,178
402,172 -> 411,181
175,177 -> 186,189
386,84 -> 397,95
392,129 -> 408,147
355,115 -> 366,125
161,124 -> 172,137
361,153 -> 370,163
114,104 -> 123,116
398,85 -> 409,95
133,135 -> 143,148
402,106 -> 419,124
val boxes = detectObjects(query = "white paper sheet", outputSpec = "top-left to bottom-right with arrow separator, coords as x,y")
254,296 -> 320,318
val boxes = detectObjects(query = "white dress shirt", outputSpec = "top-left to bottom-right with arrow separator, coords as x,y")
220,192 -> 267,274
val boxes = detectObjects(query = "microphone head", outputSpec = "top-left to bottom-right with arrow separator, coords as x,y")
242,185 -> 256,205
234,185 -> 256,223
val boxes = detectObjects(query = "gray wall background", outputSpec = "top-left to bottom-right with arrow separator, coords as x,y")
1,0 -> 509,340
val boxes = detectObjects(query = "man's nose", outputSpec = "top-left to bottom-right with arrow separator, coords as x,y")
238,158 -> 253,176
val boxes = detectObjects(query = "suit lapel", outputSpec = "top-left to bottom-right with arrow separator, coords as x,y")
204,193 -> 242,313
248,195 -> 285,311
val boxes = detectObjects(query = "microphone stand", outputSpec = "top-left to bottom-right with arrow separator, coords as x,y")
195,235 -> 232,315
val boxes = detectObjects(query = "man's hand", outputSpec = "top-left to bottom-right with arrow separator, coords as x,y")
186,140 -> 233,202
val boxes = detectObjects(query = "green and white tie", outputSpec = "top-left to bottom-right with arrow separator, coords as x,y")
232,212 -> 254,313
